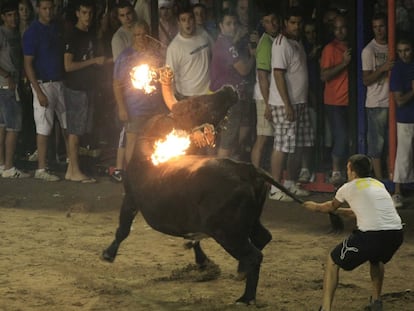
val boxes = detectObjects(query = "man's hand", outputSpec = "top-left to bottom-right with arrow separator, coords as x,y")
264,104 -> 272,121
343,48 -> 352,66
159,66 -> 174,85
190,124 -> 215,147
284,103 -> 295,122
303,201 -> 318,211
37,90 -> 49,107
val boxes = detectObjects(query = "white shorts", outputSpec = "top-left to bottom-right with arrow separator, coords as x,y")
255,99 -> 273,136
393,122 -> 414,183
32,81 -> 67,135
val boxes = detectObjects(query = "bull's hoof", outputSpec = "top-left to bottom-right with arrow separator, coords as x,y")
235,296 -> 256,306
101,249 -> 115,262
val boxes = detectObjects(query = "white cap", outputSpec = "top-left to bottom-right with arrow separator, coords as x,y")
158,0 -> 174,9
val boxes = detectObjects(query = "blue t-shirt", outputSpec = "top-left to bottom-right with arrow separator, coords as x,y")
390,59 -> 414,123
22,20 -> 64,81
113,47 -> 167,117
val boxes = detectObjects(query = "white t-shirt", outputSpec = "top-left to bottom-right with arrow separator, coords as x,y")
361,39 -> 389,108
268,34 -> 308,106
335,178 -> 402,231
166,28 -> 213,96
111,27 -> 133,61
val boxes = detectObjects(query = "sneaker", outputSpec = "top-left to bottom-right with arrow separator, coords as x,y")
110,169 -> 123,183
298,168 -> 311,183
28,150 -> 38,162
1,167 -> 30,178
289,183 -> 310,197
34,169 -> 60,182
330,172 -> 346,187
392,194 -> 403,208
269,190 -> 294,202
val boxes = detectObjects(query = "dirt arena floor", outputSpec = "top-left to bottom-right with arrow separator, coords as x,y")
1,174 -> 413,311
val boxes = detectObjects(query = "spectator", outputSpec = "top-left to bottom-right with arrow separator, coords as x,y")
320,15 -> 351,186
0,1 -> 30,178
303,154 -> 403,311
18,0 -> 34,37
23,0 -> 67,181
210,8 -> 256,158
158,0 -> 178,47
251,10 -> 279,168
63,0 -> 106,183
389,38 -> 414,208
113,20 -> 168,164
166,5 -> 212,98
268,7 -> 313,201
110,0 -> 136,182
362,12 -> 394,180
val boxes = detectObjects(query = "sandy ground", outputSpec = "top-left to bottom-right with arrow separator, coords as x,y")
1,175 -> 414,311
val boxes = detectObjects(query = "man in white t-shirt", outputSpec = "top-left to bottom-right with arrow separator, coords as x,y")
362,12 -> 394,181
268,6 -> 314,201
166,5 -> 213,97
304,154 -> 403,311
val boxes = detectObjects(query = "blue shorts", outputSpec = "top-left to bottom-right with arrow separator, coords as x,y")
0,89 -> 22,131
331,229 -> 403,271
325,105 -> 349,158
366,108 -> 388,158
64,87 -> 92,136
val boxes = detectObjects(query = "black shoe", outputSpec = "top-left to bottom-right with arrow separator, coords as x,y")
111,169 -> 123,183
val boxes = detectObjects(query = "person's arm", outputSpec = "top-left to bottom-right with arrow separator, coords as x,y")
320,48 -> 351,82
113,78 -> 128,122
303,198 -> 342,213
64,53 -> 105,72
362,59 -> 393,86
0,66 -> 15,90
392,81 -> 414,106
24,55 -> 48,107
233,55 -> 255,76
273,68 -> 294,121
258,69 -> 272,120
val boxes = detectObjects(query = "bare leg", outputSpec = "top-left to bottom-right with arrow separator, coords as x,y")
37,134 -> 48,169
271,149 -> 286,183
370,262 -> 384,301
0,126 -> 5,165
116,147 -> 125,169
372,158 -> 383,180
322,255 -> 339,311
4,131 -> 18,169
66,134 -> 89,181
125,132 -> 137,165
251,135 -> 269,167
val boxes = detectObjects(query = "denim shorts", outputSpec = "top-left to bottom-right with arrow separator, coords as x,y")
0,89 -> 22,131
366,108 -> 388,158
64,87 -> 92,136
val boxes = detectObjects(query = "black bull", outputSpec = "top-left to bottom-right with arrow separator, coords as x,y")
102,155 -> 303,305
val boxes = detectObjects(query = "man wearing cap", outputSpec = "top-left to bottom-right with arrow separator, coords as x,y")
0,1 -> 30,178
158,0 -> 178,47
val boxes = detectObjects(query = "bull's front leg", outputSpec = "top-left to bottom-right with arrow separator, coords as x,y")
102,193 -> 138,262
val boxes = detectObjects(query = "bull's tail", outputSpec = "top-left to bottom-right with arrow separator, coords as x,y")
256,168 -> 304,204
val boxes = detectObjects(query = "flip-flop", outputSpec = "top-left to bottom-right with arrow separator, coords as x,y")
79,177 -> 97,184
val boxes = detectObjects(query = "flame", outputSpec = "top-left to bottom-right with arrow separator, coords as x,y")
151,129 -> 191,165
130,64 -> 157,94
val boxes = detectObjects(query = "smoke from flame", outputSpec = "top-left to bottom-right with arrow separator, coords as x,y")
130,64 -> 157,94
151,129 -> 191,165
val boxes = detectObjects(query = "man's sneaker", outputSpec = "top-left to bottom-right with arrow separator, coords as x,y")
1,167 -> 30,178
28,150 -> 38,161
34,169 -> 60,181
110,169 -> 123,183
392,194 -> 403,208
269,190 -> 294,202
289,183 -> 310,197
330,172 -> 346,187
298,168 -> 311,183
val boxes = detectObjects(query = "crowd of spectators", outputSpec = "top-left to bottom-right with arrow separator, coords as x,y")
0,0 -> 413,206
